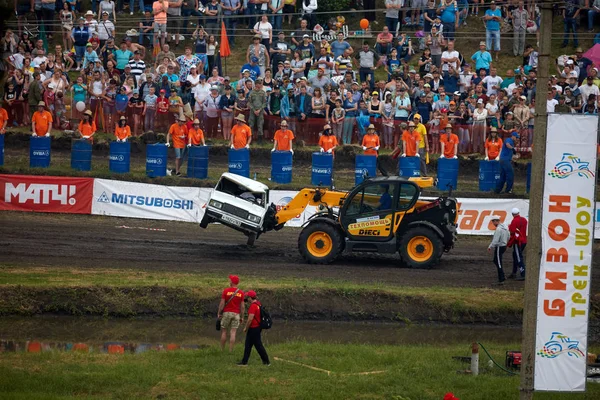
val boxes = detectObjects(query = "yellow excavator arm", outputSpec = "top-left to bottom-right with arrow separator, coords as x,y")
274,177 -> 433,226
275,188 -> 348,225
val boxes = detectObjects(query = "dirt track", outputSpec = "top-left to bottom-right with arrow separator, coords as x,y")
1,212 -> 599,290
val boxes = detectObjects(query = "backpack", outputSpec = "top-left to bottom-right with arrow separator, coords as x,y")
260,305 -> 272,330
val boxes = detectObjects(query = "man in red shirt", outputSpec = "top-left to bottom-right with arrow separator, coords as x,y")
218,275 -> 245,352
375,26 -> 393,55
508,208 -> 527,280
238,290 -> 270,366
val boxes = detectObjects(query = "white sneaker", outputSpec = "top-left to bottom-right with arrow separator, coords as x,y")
130,11 -> 133,15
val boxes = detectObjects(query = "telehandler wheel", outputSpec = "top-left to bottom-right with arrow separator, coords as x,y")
399,226 -> 443,269
298,222 -> 342,264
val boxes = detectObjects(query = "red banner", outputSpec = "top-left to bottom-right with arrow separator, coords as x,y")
0,175 -> 93,214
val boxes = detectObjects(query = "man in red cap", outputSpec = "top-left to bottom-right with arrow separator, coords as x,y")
217,275 -> 245,352
238,290 -> 270,366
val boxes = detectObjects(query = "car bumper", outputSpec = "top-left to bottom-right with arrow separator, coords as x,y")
206,209 -> 262,234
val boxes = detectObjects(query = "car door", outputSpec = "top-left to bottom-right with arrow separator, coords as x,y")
340,182 -> 397,242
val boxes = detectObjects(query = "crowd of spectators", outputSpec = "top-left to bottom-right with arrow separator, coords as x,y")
1,1 -> 599,162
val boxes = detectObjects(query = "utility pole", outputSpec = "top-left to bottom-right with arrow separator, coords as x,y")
519,3 -> 553,399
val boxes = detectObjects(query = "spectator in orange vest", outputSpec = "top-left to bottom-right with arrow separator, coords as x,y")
0,101 -> 8,134
78,110 -> 97,141
361,124 -> 380,156
318,124 -> 338,154
439,123 -> 459,159
115,116 -> 132,142
484,127 -> 502,161
401,121 -> 420,157
31,101 -> 53,137
272,119 -> 295,153
187,119 -> 206,147
166,116 -> 189,176
230,114 -> 252,150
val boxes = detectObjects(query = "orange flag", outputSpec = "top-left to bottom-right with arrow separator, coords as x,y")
220,21 -> 231,58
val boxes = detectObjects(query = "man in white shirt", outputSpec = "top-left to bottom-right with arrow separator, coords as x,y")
547,90 -> 559,112
84,11 -> 98,36
578,76 -> 600,103
458,63 -> 474,93
97,12 -> 115,48
482,68 -> 503,96
441,41 -> 460,73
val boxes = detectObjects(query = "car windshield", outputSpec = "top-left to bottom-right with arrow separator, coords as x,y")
216,177 -> 265,206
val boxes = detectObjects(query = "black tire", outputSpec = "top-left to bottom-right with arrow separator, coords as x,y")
246,233 -> 257,246
398,226 -> 443,269
298,221 -> 343,264
199,214 -> 210,229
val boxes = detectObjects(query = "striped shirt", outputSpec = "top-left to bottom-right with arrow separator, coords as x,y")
128,59 -> 146,81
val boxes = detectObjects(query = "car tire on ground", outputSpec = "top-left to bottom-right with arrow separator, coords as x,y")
399,226 -> 442,269
298,221 -> 343,264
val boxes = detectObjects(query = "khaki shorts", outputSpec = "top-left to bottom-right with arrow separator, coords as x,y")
221,312 -> 240,330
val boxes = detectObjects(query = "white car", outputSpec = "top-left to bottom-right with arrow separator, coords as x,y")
200,173 -> 277,245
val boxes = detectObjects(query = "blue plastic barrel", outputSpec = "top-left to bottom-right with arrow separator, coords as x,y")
526,162 -> 532,193
271,151 -> 293,184
311,152 -> 333,186
71,139 -> 92,171
146,143 -> 168,177
109,141 -> 131,173
29,136 -> 51,168
479,160 -> 501,191
188,145 -> 209,179
436,158 -> 459,191
228,148 -> 250,178
399,156 -> 420,177
355,155 -> 377,185
0,134 -> 4,166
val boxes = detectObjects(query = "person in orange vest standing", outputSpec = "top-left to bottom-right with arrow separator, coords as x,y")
115,116 -> 132,142
0,101 -> 8,134
362,124 -> 380,156
31,101 -> 53,137
78,110 -> 97,141
439,123 -> 459,159
217,274 -> 245,353
166,116 -> 188,176
484,127 -> 502,161
508,207 -> 527,280
187,119 -> 206,147
271,119 -> 295,153
230,114 -> 252,150
318,124 -> 338,154
401,121 -> 420,157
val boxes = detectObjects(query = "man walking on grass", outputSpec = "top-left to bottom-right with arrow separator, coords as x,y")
218,275 -> 245,352
488,215 -> 509,285
238,290 -> 270,366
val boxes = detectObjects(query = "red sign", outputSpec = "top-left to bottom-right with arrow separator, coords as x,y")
0,174 -> 93,214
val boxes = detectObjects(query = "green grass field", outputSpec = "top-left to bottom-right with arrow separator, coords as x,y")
0,265 -> 523,316
0,341 -> 598,400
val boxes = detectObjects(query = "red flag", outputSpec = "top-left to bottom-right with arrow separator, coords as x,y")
220,21 -> 231,58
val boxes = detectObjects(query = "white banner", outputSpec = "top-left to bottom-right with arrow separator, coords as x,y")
89,180 -> 600,239
534,114 -> 598,392
91,179 -> 209,223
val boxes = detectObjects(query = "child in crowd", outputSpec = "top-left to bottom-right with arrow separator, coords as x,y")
144,86 -> 158,133
330,99 -> 345,142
